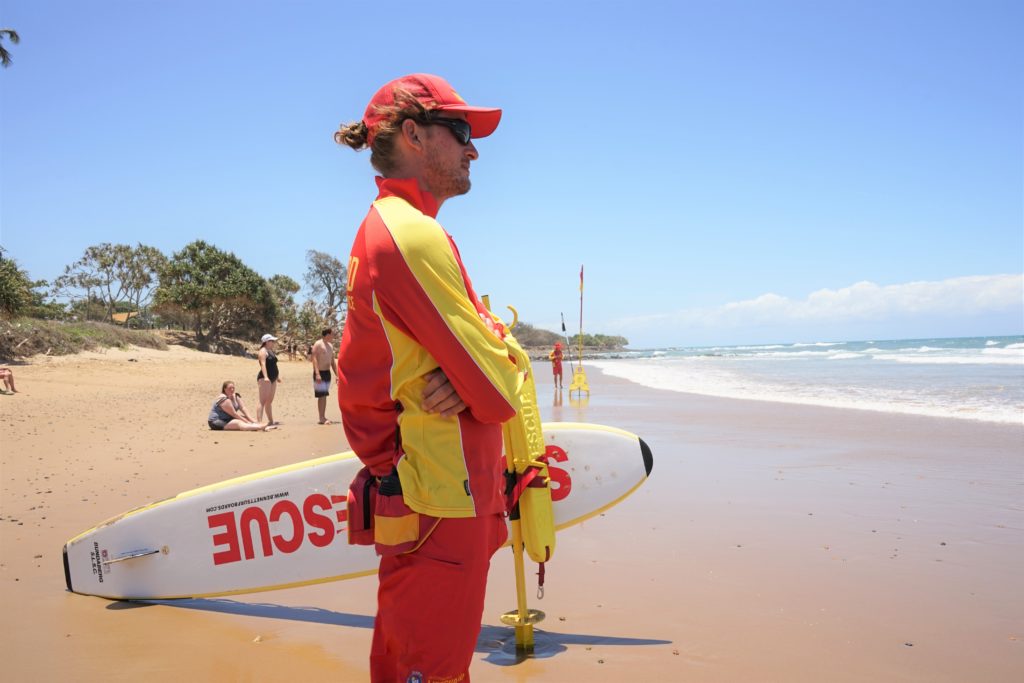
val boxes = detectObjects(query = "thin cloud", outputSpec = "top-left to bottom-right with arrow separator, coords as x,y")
617,274 -> 1024,330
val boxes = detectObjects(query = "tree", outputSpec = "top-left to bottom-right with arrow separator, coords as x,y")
52,258 -> 103,321
506,322 -> 561,347
0,247 -> 35,317
0,29 -> 18,69
154,240 -> 278,348
53,243 -> 167,324
304,250 -> 347,326
267,274 -> 302,345
0,247 -> 62,319
268,274 -> 300,324
121,245 -> 167,320
66,295 -> 109,323
571,333 -> 629,349
290,299 -> 326,351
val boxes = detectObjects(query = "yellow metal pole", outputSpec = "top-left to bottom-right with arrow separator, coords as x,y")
502,472 -> 536,652
482,295 -> 541,653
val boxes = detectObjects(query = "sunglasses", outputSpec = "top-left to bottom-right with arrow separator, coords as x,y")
425,116 -> 472,145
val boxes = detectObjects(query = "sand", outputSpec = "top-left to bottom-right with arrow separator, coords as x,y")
1,346 -> 1021,682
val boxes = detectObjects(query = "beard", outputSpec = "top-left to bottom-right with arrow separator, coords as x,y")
423,147 -> 471,201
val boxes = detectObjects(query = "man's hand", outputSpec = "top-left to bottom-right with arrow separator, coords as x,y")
421,368 -> 467,418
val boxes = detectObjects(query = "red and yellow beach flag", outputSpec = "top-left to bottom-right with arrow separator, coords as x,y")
571,264 -> 589,396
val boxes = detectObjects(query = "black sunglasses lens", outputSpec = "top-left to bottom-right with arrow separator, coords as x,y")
430,117 -> 472,145
453,120 -> 471,144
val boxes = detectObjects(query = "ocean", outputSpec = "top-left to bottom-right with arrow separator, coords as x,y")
586,336 -> 1024,425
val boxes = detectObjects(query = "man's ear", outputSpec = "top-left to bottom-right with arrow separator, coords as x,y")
401,118 -> 426,153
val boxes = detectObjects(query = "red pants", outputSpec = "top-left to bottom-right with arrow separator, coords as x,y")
370,513 -> 508,683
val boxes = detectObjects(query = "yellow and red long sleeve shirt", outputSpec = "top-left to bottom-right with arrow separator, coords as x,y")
337,177 -> 522,518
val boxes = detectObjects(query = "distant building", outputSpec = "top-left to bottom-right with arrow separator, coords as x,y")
111,311 -> 139,324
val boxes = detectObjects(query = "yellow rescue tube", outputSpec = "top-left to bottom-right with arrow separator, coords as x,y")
518,460 -> 556,563
501,328 -> 556,564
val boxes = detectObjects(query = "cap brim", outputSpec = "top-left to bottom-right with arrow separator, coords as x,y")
434,105 -> 502,139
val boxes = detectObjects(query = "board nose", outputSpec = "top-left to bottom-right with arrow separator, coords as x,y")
639,438 -> 654,476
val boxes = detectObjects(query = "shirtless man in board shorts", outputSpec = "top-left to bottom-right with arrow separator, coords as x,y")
311,327 -> 336,424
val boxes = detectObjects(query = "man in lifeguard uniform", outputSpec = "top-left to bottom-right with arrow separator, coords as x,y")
334,74 -> 521,683
549,342 -> 564,390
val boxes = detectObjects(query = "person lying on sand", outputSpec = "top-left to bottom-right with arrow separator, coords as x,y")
208,380 -> 276,432
0,367 -> 17,393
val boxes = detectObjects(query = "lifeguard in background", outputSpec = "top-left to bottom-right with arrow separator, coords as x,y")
549,342 -> 564,390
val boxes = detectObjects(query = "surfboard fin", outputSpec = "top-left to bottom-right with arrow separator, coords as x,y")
640,438 -> 654,477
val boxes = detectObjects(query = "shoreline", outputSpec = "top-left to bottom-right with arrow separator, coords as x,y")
588,363 -> 1024,427
584,349 -> 1024,426
2,348 -> 1021,681
16,342 -> 1021,427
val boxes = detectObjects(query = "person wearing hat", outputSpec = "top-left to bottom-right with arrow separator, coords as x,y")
334,74 -> 520,682
549,342 -> 564,390
256,333 -> 281,425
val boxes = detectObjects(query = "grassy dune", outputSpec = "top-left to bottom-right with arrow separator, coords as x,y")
0,319 -> 167,360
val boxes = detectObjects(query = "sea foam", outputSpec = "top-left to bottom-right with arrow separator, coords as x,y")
587,335 -> 1024,425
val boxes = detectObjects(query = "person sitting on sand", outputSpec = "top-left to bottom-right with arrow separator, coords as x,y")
0,367 -> 17,393
208,380 -> 276,432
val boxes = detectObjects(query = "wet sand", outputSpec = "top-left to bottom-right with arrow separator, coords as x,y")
1,346 -> 1021,681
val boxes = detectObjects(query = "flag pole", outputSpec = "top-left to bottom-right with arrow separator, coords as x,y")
569,265 -> 590,396
577,265 -> 584,363
560,312 -> 576,373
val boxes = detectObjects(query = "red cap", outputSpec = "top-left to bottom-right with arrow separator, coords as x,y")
363,73 -> 502,146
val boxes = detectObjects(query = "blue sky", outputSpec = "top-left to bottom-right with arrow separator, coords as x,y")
1,0 -> 1021,348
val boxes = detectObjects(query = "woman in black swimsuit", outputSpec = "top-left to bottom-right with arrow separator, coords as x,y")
208,380 -> 275,431
257,333 -> 282,425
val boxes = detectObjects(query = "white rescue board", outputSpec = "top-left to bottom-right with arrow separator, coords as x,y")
63,422 -> 653,600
